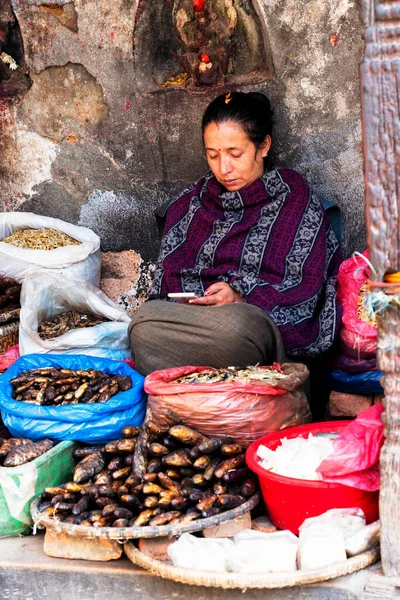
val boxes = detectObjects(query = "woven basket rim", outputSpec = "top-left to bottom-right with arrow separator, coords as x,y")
124,541 -> 380,589
31,492 -> 260,540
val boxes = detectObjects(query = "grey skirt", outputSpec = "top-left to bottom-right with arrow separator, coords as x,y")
128,299 -> 285,376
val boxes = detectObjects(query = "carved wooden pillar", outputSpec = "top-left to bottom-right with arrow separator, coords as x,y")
361,0 -> 400,577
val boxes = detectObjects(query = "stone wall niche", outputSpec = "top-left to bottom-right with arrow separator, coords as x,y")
133,0 -> 273,92
0,0 -> 30,96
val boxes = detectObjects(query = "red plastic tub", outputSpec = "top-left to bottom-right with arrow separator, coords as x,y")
246,421 -> 379,535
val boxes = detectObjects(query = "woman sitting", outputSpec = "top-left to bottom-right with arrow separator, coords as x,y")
129,92 -> 342,375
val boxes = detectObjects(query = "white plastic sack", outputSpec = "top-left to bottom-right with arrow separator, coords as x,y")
0,212 -> 101,285
230,529 -> 298,574
19,273 -> 132,360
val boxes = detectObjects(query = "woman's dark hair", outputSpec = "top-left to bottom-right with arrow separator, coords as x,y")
201,91 -> 274,151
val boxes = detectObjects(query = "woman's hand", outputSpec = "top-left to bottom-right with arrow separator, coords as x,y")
188,282 -> 245,306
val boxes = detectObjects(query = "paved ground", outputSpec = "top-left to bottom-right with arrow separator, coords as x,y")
0,535 -> 382,600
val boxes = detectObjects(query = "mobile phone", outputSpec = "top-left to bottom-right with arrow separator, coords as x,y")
167,292 -> 199,299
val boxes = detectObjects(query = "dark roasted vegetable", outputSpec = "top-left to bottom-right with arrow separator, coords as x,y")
203,457 -> 221,481
217,494 -> 246,509
72,495 -> 90,515
162,449 -> 192,468
10,367 -> 131,406
113,518 -> 129,528
0,438 -> 31,459
201,507 -> 221,518
73,452 -> 105,484
146,421 -> 169,437
133,426 -> 149,480
3,439 -> 54,467
143,496 -> 159,508
121,425 -> 141,438
107,456 -> 124,471
214,455 -> 246,479
143,482 -> 164,495
164,410 -> 182,426
116,438 -> 136,453
134,509 -> 157,526
149,511 -> 181,526
39,416 -> 258,531
74,446 -> 105,459
222,467 -> 251,483
193,455 -> 211,470
198,437 -> 224,454
149,443 -> 169,456
196,495 -> 217,512
240,478 -> 257,498
147,458 -> 162,474
213,481 -> 228,495
158,472 -> 181,495
143,472 -> 158,483
168,425 -> 206,446
220,443 -> 244,457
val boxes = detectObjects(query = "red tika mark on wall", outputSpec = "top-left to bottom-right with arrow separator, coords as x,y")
330,34 -> 339,46
193,0 -> 205,13
201,53 -> 211,64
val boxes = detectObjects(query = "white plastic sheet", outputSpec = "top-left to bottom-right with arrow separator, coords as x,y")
167,530 -> 298,574
230,529 -> 298,574
168,533 -> 234,573
19,273 -> 132,359
0,462 -> 37,525
345,520 -> 380,556
0,212 -> 101,285
298,508 -> 366,570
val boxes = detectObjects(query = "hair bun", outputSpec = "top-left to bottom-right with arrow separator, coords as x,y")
248,92 -> 273,116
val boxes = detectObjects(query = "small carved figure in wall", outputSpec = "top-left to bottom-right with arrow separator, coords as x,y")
173,0 -> 238,86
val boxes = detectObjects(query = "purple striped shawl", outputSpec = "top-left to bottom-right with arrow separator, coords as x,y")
149,167 -> 342,356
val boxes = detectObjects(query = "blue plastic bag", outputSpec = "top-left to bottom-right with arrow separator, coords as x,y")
0,354 -> 146,443
326,368 -> 383,396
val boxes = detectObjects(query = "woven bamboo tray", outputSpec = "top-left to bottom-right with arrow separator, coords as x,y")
0,320 -> 18,355
31,492 -> 260,540
124,541 -> 380,590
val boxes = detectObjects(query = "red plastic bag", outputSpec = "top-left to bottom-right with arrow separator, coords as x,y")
0,344 -> 19,372
337,250 -> 378,357
145,364 -> 311,447
123,358 -> 135,370
317,403 -> 384,491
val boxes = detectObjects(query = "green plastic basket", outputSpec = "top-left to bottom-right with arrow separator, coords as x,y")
0,440 -> 76,538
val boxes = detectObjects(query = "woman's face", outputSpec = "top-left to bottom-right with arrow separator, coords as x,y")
203,120 -> 271,192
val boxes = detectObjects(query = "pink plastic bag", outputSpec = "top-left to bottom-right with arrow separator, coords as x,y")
337,250 -> 378,357
317,403 -> 384,491
0,344 -> 20,372
145,364 -> 311,447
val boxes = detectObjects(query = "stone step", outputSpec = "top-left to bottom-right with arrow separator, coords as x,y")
0,534 -> 379,600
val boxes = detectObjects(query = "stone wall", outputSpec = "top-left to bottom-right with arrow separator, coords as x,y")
0,0 -> 365,292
